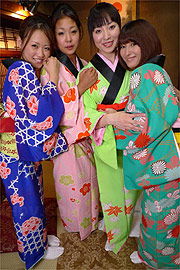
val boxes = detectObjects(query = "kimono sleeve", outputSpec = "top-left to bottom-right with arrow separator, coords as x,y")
115,64 -> 179,152
3,61 -> 64,142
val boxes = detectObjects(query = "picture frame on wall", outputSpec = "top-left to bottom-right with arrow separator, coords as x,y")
97,0 -> 137,25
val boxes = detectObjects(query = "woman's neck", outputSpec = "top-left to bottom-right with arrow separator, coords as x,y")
98,51 -> 117,64
68,54 -> 77,67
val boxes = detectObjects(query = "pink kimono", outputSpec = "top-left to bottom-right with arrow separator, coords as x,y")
41,53 -> 99,240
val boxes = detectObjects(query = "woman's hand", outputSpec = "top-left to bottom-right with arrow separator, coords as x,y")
96,111 -> 146,132
43,57 -> 60,87
77,67 -> 98,96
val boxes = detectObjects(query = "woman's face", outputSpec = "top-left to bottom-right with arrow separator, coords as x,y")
55,16 -> 80,57
92,19 -> 120,60
19,29 -> 51,69
120,41 -> 141,70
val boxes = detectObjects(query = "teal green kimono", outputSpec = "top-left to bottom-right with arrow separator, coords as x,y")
115,63 -> 180,269
78,56 -> 139,254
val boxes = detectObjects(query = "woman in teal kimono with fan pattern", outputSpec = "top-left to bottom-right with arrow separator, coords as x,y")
115,19 -> 180,269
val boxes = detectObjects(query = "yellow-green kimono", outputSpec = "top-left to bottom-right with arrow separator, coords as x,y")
77,54 -> 139,253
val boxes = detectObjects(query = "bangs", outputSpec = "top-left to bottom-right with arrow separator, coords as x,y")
91,12 -> 113,31
119,29 -> 140,46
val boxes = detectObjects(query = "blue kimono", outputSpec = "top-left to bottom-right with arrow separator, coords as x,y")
0,60 -> 67,269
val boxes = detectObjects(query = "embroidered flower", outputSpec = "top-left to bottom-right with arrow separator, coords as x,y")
164,167 -> 180,182
154,200 -> 163,212
135,133 -> 151,148
27,95 -> 39,115
63,88 -> 76,103
80,217 -> 91,229
167,189 -> 180,200
99,86 -> 107,97
33,116 -> 53,130
84,117 -> 91,131
105,205 -> 123,217
8,68 -> 19,85
126,140 -> 136,151
77,131 -> 90,140
163,85 -> 173,105
130,72 -> 141,89
6,96 -> 16,119
161,247 -> 175,256
133,149 -> 148,160
90,80 -> 100,94
43,132 -> 57,155
166,225 -> 180,239
0,161 -> 11,179
143,250 -> 153,260
151,160 -> 167,175
126,102 -> 136,112
125,204 -> 133,215
107,230 -> 114,242
10,194 -> 24,207
59,175 -> 74,186
164,178 -> 180,190
163,206 -> 180,226
153,70 -> 165,85
21,217 -> 40,236
80,183 -> 90,196
171,252 -> 180,265
17,240 -> 24,253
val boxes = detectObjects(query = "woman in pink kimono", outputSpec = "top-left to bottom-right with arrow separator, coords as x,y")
41,3 -> 99,240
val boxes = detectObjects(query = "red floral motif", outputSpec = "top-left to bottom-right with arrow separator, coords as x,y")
17,240 -> 24,253
92,217 -> 96,222
171,252 -> 180,265
77,130 -> 90,140
164,178 -> 180,190
43,228 -> 47,242
33,116 -> 53,130
10,194 -> 24,207
27,95 -> 39,115
169,93 -> 178,105
140,152 -> 154,165
0,161 -> 11,179
90,80 -> 100,94
105,205 -> 123,217
166,155 -> 180,170
107,230 -> 114,242
157,219 -> 167,231
21,217 -> 40,236
167,225 -> 180,239
138,178 -> 150,188
125,204 -> 133,215
70,198 -> 75,202
63,88 -> 76,103
8,68 -> 19,85
43,133 -> 58,155
84,117 -> 91,131
142,214 -> 147,230
135,133 -> 151,148
80,183 -> 90,196
6,96 -> 16,119
145,215 -> 154,229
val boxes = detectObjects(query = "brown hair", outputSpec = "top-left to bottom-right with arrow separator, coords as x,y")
19,15 -> 55,55
119,19 -> 162,69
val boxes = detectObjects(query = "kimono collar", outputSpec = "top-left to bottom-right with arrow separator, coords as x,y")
97,53 -> 118,72
146,54 -> 166,67
55,50 -> 84,78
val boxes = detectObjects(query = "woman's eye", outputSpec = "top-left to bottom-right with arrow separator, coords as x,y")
32,44 -> 37,48
45,47 -> 50,51
120,45 -> 125,49
131,42 -> 136,47
58,32 -> 64,36
95,29 -> 101,34
109,24 -> 115,30
71,30 -> 78,34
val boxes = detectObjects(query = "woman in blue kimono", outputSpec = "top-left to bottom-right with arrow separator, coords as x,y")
0,16 -> 67,269
115,19 -> 180,269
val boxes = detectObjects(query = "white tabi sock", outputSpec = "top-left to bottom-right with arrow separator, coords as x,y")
47,235 -> 60,247
43,246 -> 64,260
130,251 -> 143,264
98,218 -> 105,231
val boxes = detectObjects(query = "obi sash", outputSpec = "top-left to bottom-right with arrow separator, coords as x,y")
56,50 -> 84,78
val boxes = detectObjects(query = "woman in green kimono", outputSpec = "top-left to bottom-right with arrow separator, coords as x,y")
115,19 -> 180,269
77,2 -> 145,253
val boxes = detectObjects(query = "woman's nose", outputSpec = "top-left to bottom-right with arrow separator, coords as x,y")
66,32 -> 72,41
